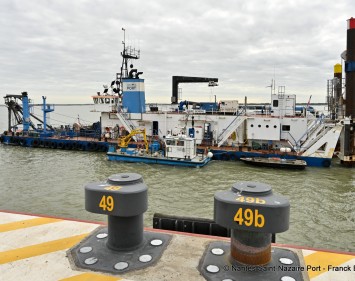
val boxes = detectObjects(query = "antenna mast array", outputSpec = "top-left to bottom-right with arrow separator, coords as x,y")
120,28 -> 140,80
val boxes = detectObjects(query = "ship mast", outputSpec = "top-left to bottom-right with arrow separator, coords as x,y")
120,28 -> 140,81
92,29 -> 141,108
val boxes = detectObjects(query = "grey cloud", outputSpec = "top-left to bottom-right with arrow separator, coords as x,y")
0,0 -> 352,104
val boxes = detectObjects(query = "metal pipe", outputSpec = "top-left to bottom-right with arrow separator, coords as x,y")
107,214 -> 144,251
230,229 -> 271,265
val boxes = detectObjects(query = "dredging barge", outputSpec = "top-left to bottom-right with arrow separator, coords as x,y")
2,19 -> 355,168
0,67 -> 343,168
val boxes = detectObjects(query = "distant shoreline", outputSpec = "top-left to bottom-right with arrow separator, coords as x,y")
0,104 -> 94,107
1,103 -> 328,107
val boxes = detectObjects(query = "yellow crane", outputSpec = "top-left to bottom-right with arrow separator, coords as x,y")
118,128 -> 149,153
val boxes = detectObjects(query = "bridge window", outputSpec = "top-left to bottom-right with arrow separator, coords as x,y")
282,125 -> 290,131
166,140 -> 175,146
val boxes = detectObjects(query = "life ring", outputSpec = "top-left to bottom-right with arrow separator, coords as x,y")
322,159 -> 331,167
33,139 -> 40,147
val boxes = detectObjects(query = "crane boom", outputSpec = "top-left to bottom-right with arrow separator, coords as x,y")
118,128 -> 149,152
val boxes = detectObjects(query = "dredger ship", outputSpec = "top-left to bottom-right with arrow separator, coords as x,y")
2,20 -> 355,169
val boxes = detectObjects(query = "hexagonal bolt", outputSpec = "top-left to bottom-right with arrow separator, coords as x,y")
85,173 -> 148,251
214,181 -> 290,265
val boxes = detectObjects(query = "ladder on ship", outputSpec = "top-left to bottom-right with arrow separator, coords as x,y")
294,115 -> 326,153
217,114 -> 247,147
116,110 -> 140,141
301,124 -> 342,158
298,124 -> 329,153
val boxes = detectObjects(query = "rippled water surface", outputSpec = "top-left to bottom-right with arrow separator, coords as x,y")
0,105 -> 354,252
0,145 -> 354,252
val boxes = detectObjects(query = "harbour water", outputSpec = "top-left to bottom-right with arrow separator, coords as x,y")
0,105 -> 354,253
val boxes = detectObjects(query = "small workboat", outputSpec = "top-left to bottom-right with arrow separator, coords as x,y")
107,129 -> 213,167
240,157 -> 307,170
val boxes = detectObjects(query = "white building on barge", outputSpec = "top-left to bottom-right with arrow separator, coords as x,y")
94,75 -> 342,167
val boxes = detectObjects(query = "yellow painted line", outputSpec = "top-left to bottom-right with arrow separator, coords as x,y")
0,233 -> 88,264
0,217 -> 62,232
304,251 -> 355,278
60,273 -> 122,281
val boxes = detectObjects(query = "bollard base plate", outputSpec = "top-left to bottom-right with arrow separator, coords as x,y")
68,226 -> 172,274
199,241 -> 306,281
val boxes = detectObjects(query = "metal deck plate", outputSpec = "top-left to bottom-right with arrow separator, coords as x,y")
69,226 -> 172,274
199,241 -> 305,281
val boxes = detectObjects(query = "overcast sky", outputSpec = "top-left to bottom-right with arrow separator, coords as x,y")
0,0 -> 352,105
